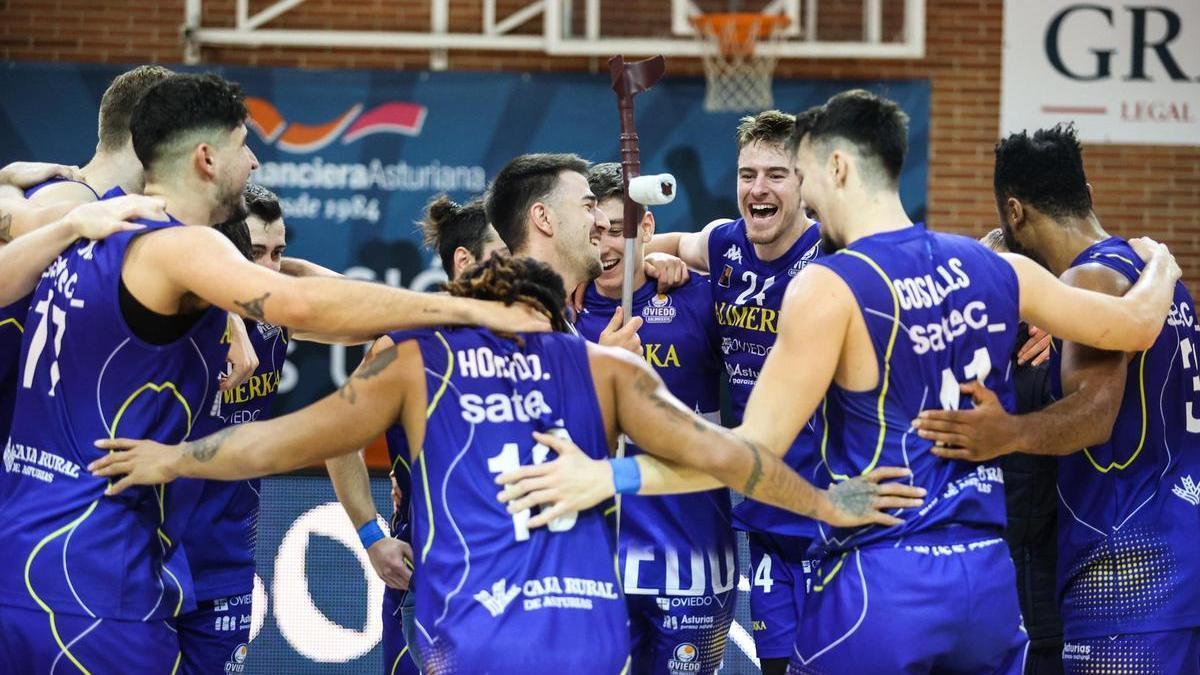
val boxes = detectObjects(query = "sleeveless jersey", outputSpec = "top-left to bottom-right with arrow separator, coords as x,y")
0,179 -> 104,456
403,327 -> 629,674
577,276 -> 736,598
813,224 -> 1019,552
185,318 -> 289,600
707,218 -> 824,536
1050,237 -> 1200,639
0,217 -> 227,621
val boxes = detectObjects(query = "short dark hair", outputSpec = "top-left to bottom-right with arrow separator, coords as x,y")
213,218 -> 253,260
792,89 -> 909,185
421,194 -> 493,273
446,255 -> 569,333
98,66 -> 174,152
244,183 -> 283,224
586,162 -> 644,222
993,124 -> 1092,220
486,153 -> 589,254
131,73 -> 248,173
735,110 -> 796,152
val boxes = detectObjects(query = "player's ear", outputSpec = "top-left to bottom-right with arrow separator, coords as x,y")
193,143 -> 218,180
452,246 -> 476,279
830,150 -> 848,188
530,201 -> 554,237
639,210 -> 655,243
1004,197 -> 1025,229
1085,182 -> 1095,204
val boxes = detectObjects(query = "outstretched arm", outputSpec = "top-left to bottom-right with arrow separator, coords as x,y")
90,341 -> 415,491
1004,239 -> 1177,352
646,219 -> 728,273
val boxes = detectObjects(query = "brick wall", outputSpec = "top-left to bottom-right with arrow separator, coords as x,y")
2,0 -> 1197,292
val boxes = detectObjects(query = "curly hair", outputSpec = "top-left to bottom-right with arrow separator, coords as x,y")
993,123 -> 1092,220
445,255 -> 569,334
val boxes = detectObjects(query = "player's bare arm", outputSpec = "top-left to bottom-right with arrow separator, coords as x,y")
915,263 -> 1131,460
90,340 -> 421,491
0,161 -> 81,191
0,195 -> 163,305
645,218 -> 729,273
1002,238 -> 1178,352
126,224 -> 551,336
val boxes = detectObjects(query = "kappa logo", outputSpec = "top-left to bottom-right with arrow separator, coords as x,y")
723,244 -> 744,264
474,578 -> 522,617
246,97 -> 428,153
1172,475 -> 1200,506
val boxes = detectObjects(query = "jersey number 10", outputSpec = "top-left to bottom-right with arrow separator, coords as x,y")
487,428 -> 579,542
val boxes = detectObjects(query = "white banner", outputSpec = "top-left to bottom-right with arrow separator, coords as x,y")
1002,1 -> 1200,145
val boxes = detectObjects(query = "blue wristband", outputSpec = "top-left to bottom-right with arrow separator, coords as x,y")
357,518 -> 387,550
611,457 -> 642,495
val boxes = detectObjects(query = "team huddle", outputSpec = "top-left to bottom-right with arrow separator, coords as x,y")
0,66 -> 1195,675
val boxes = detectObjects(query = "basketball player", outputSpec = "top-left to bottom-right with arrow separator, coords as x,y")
576,162 -> 734,675
913,124 -> 1200,672
90,253 -> 925,674
498,90 -> 1181,673
424,194 -> 510,279
0,72 -> 545,674
648,110 -> 823,673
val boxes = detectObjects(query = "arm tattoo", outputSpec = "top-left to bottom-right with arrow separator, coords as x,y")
0,210 -> 12,242
633,372 -> 707,434
740,438 -> 765,495
338,345 -> 399,405
185,427 -> 236,463
234,292 -> 270,321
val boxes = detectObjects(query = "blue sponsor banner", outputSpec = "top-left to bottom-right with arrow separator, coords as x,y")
0,61 -> 929,414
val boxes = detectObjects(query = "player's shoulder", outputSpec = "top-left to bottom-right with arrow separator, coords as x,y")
706,217 -> 741,239
25,179 -> 98,206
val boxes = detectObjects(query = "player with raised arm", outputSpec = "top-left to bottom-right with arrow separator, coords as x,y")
913,125 -> 1200,672
89,253 -> 925,674
0,72 -> 544,674
576,163 -> 734,675
496,90 -> 1180,673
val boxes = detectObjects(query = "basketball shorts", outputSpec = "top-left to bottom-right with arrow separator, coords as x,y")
627,588 -> 735,675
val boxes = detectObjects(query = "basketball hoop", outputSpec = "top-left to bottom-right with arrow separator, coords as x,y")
691,13 -> 791,113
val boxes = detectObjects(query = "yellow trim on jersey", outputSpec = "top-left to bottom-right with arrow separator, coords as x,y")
1085,350 -> 1149,473
171,650 -> 182,675
618,656 -> 631,675
419,331 -> 456,563
110,382 -> 195,439
24,500 -> 100,675
390,646 -> 408,675
812,551 -> 850,592
824,250 -> 901,481
0,317 -> 24,333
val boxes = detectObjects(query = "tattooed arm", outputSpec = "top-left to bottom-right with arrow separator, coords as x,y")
129,225 -> 548,336
89,341 -> 420,492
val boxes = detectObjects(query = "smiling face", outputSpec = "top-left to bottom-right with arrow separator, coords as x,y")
595,196 -> 652,297
548,170 -> 603,284
737,140 -> 802,248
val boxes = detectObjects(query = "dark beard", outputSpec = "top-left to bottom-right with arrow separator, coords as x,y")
1001,224 -> 1052,270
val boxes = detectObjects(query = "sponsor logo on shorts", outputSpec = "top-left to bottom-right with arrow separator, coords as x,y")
1172,475 -> 1200,506
214,615 -> 240,632
668,643 -> 701,672
474,579 -> 521,617
1062,642 -> 1092,662
476,575 -> 620,616
224,643 -> 248,673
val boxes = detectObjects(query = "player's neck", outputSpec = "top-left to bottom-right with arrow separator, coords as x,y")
752,215 -> 809,262
80,148 -> 142,195
142,179 -> 217,227
1041,212 -> 1109,276
519,240 -> 586,299
838,192 -> 912,247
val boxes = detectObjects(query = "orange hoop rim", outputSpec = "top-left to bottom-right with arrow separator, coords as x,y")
690,12 -> 791,56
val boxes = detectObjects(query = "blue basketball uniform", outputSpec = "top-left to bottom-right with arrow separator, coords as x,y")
177,318 -> 289,674
1062,629 -> 1200,674
790,224 -> 1027,673
0,179 -> 103,467
577,276 -> 735,675
401,327 -> 629,674
707,218 -> 823,659
382,415 -> 420,675
1049,238 -> 1200,647
0,217 -> 227,673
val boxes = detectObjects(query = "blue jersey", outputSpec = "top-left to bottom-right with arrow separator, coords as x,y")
707,219 -> 824,537
403,327 -> 629,674
0,218 -> 227,621
185,318 -> 289,600
1050,237 -> 1200,639
813,224 -> 1019,551
0,180 -> 103,459
577,277 -> 736,598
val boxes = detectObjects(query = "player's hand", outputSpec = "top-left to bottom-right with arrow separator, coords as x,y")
913,380 -> 1019,462
644,252 -> 689,292
495,430 -> 615,528
367,537 -> 414,590
1016,325 -> 1052,366
62,195 -> 163,240
89,438 -> 184,495
221,314 -> 259,392
1129,236 -> 1181,282
0,161 -> 82,189
470,299 -> 553,333
390,472 -> 403,513
598,307 -> 642,355
817,467 -> 925,528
